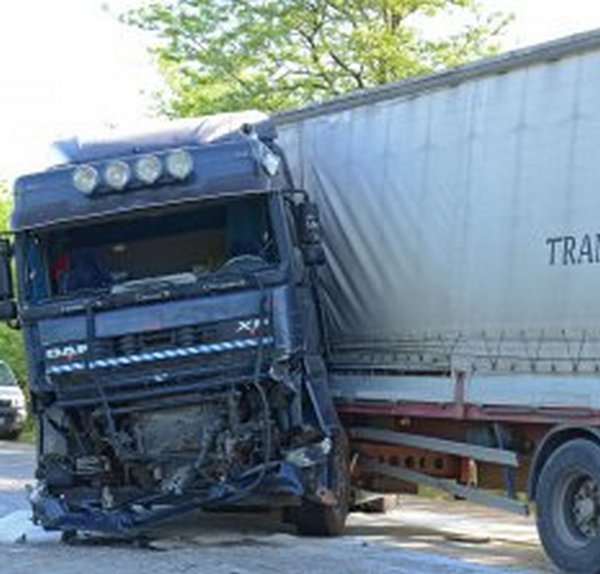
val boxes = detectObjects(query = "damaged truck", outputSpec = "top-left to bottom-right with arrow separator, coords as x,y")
0,112 -> 348,536
6,28 -> 600,574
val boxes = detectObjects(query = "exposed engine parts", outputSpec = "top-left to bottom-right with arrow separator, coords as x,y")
127,389 -> 269,495
44,386 -> 258,488
33,364 -> 338,526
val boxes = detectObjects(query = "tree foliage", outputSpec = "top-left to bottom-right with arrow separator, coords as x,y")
0,180 -> 26,388
124,0 -> 512,116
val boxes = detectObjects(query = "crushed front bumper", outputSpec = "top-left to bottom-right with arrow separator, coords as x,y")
30,461 -> 305,535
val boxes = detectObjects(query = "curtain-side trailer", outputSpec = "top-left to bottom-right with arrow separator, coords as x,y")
277,29 -> 600,573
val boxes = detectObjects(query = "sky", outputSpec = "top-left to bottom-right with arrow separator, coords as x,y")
2,0 -> 600,179
0,0 -> 161,178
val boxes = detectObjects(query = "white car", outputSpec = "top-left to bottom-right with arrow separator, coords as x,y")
0,361 -> 26,439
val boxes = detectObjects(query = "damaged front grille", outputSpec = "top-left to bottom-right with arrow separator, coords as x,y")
46,314 -> 274,411
93,323 -> 221,359
45,317 -> 272,376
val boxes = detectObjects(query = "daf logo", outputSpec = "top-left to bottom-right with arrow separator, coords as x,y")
45,343 -> 88,361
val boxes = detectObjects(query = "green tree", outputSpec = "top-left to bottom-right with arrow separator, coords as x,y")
0,180 -> 26,388
124,0 -> 512,116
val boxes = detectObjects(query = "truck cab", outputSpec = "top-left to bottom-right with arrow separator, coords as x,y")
0,112 -> 347,536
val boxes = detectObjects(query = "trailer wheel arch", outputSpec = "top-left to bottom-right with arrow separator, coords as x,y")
528,425 -> 600,501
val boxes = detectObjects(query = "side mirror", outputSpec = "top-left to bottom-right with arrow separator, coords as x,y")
297,202 -> 326,266
0,239 -> 16,321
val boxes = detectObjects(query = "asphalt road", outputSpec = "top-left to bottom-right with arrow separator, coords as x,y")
0,440 -> 554,574
0,440 -> 32,518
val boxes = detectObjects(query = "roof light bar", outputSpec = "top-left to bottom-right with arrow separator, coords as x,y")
72,148 -> 196,195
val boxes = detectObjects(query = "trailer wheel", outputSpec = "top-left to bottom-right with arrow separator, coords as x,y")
296,433 -> 349,536
536,439 -> 600,574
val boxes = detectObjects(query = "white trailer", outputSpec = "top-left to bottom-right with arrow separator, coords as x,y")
277,30 -> 600,573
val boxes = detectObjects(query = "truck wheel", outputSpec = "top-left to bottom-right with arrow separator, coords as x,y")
536,439 -> 600,574
296,433 -> 349,536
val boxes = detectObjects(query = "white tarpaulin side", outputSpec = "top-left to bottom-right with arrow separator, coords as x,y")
277,41 -> 600,374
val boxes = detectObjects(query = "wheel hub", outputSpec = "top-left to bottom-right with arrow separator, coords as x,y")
572,478 -> 600,539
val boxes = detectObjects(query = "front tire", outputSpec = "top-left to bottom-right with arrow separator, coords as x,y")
536,439 -> 600,574
296,433 -> 349,536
